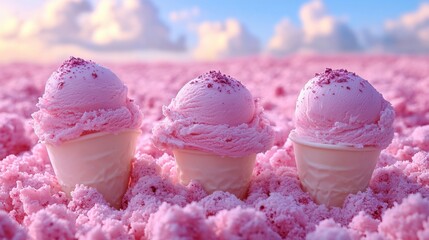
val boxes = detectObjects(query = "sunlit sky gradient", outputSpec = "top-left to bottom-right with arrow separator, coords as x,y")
0,0 -> 428,62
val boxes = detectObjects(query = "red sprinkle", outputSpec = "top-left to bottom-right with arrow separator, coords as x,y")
196,70 -> 244,94
55,57 -> 94,81
315,68 -> 356,86
59,57 -> 90,70
275,86 -> 286,97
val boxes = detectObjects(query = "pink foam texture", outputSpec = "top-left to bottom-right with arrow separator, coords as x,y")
145,203 -> 216,239
0,113 -> 34,159
0,211 -> 27,240
378,193 -> 429,240
0,55 -> 428,239
208,207 -> 281,239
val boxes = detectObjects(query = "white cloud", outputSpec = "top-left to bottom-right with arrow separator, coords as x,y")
2,0 -> 91,43
0,0 -> 185,62
169,7 -> 200,22
382,2 -> 429,53
267,0 -> 360,55
267,19 -> 303,55
193,18 -> 260,60
85,0 -> 184,51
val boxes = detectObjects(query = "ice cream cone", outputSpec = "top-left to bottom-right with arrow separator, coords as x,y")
45,129 -> 140,208
289,132 -> 381,207
173,149 -> 256,199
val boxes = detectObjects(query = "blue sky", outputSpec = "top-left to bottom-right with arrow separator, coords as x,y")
155,0 -> 425,43
0,0 -> 428,62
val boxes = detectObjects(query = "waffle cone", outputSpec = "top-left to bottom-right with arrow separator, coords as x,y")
46,129 -> 140,208
289,132 -> 380,207
173,149 -> 256,199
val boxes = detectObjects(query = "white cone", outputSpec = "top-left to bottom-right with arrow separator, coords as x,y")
46,129 -> 140,208
173,149 -> 256,199
289,132 -> 380,207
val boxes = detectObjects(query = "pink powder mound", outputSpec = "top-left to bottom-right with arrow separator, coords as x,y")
0,113 -> 33,159
0,55 -> 429,239
208,207 -> 281,239
0,211 -> 27,240
411,125 -> 429,151
28,205 -> 77,239
32,57 -> 143,145
0,72 -> 44,118
307,219 -> 359,240
145,203 -> 216,239
348,211 -> 380,238
378,193 -> 429,240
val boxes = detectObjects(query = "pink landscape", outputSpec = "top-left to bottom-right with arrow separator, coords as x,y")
1,55 -> 429,239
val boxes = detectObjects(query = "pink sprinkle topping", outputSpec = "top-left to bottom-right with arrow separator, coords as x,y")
195,71 -> 245,93
199,71 -> 232,85
57,82 -> 64,89
55,57 -> 94,80
58,57 -> 91,71
315,68 -> 356,85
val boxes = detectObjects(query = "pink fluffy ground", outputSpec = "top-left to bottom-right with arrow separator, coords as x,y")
1,55 -> 429,239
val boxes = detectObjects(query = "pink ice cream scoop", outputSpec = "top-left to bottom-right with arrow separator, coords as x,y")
31,57 -> 143,208
294,68 -> 395,148
290,68 -> 395,207
152,71 -> 274,198
152,70 -> 274,157
32,57 -> 143,144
